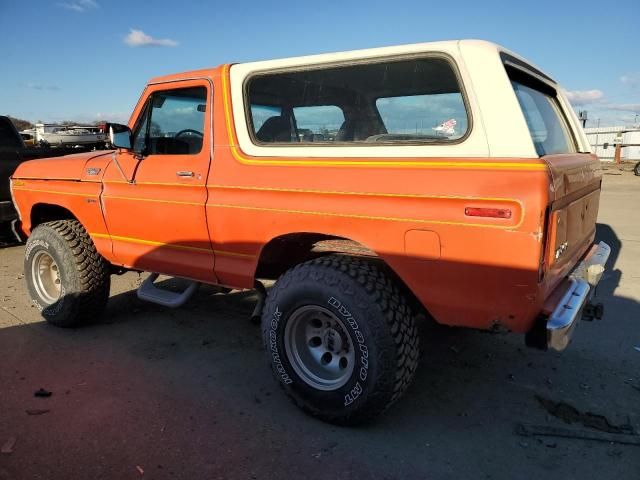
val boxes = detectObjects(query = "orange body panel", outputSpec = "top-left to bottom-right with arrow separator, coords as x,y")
11,65 -> 602,334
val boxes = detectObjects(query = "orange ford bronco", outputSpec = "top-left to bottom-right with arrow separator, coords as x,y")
10,40 -> 610,424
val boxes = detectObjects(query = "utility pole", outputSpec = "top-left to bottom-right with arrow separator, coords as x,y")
579,110 -> 588,128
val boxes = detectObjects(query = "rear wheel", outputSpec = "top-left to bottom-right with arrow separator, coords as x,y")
24,220 -> 110,327
634,161 -> 640,176
262,255 -> 420,424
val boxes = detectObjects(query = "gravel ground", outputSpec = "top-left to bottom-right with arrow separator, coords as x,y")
0,170 -> 638,480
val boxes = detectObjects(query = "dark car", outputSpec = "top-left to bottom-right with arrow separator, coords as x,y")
0,116 -> 89,238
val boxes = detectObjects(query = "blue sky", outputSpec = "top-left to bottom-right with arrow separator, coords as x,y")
1,0 -> 638,127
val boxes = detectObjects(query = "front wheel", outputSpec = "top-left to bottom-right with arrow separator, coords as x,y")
262,255 -> 420,424
24,220 -> 110,327
634,161 -> 640,176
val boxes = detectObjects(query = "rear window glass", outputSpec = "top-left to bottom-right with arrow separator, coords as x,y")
376,93 -> 467,140
246,56 -> 469,145
292,106 -> 344,142
251,104 -> 282,132
511,81 -> 574,156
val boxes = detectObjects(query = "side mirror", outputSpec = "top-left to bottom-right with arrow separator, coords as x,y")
108,123 -> 132,150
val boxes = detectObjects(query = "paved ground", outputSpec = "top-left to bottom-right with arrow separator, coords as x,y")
1,171 -> 639,480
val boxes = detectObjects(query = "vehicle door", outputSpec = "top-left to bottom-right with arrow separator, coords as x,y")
101,80 -> 216,282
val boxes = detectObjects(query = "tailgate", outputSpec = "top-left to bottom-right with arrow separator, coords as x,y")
506,65 -> 603,299
542,153 -> 602,295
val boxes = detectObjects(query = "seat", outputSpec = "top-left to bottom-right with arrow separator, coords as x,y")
256,116 -> 292,142
334,120 -> 355,142
335,117 -> 382,142
150,137 -> 190,154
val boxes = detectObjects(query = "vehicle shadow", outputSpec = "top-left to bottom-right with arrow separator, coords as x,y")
594,222 -> 623,296
1,225 -> 638,479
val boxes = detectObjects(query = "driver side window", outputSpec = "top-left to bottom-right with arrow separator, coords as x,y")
132,86 -> 207,155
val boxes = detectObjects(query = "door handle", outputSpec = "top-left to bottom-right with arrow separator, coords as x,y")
176,171 -> 194,178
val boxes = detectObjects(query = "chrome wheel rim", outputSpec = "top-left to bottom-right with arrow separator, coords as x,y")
32,251 -> 62,304
284,305 -> 355,391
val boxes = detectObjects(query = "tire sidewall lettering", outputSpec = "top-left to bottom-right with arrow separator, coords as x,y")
25,239 -> 49,259
327,296 -> 369,405
269,294 -> 372,409
268,306 -> 293,385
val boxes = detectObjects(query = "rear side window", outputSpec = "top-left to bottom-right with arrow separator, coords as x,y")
251,105 -> 282,132
511,81 -> 574,156
376,94 -> 467,140
293,106 -> 344,142
246,56 -> 469,145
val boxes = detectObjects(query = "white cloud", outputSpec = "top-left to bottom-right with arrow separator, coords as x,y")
620,73 -> 640,89
603,103 -> 640,113
124,29 -> 178,48
24,82 -> 60,91
59,0 -> 98,12
563,89 -> 604,105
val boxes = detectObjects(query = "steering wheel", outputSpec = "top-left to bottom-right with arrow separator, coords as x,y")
174,129 -> 203,138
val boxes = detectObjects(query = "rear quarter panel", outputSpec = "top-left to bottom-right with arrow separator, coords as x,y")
209,164 -> 551,332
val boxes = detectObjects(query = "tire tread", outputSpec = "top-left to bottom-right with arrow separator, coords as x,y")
29,220 -> 110,327
263,254 -> 420,424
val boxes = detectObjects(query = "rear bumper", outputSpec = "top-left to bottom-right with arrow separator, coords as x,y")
545,241 -> 611,351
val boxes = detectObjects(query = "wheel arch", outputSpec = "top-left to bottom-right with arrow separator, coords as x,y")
27,203 -> 114,265
254,232 -> 426,317
254,232 -> 372,279
30,203 -> 78,229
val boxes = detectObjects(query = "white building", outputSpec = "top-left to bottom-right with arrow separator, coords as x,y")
583,126 -> 640,162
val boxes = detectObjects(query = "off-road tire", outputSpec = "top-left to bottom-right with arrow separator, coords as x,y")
634,161 -> 640,176
24,220 -> 110,327
261,255 -> 420,425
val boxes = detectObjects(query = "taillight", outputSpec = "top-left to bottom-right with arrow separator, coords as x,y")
464,207 -> 512,219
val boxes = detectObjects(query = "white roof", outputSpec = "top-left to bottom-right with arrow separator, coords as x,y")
236,39 -> 554,84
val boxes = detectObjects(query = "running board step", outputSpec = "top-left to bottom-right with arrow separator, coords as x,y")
137,273 -> 199,308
